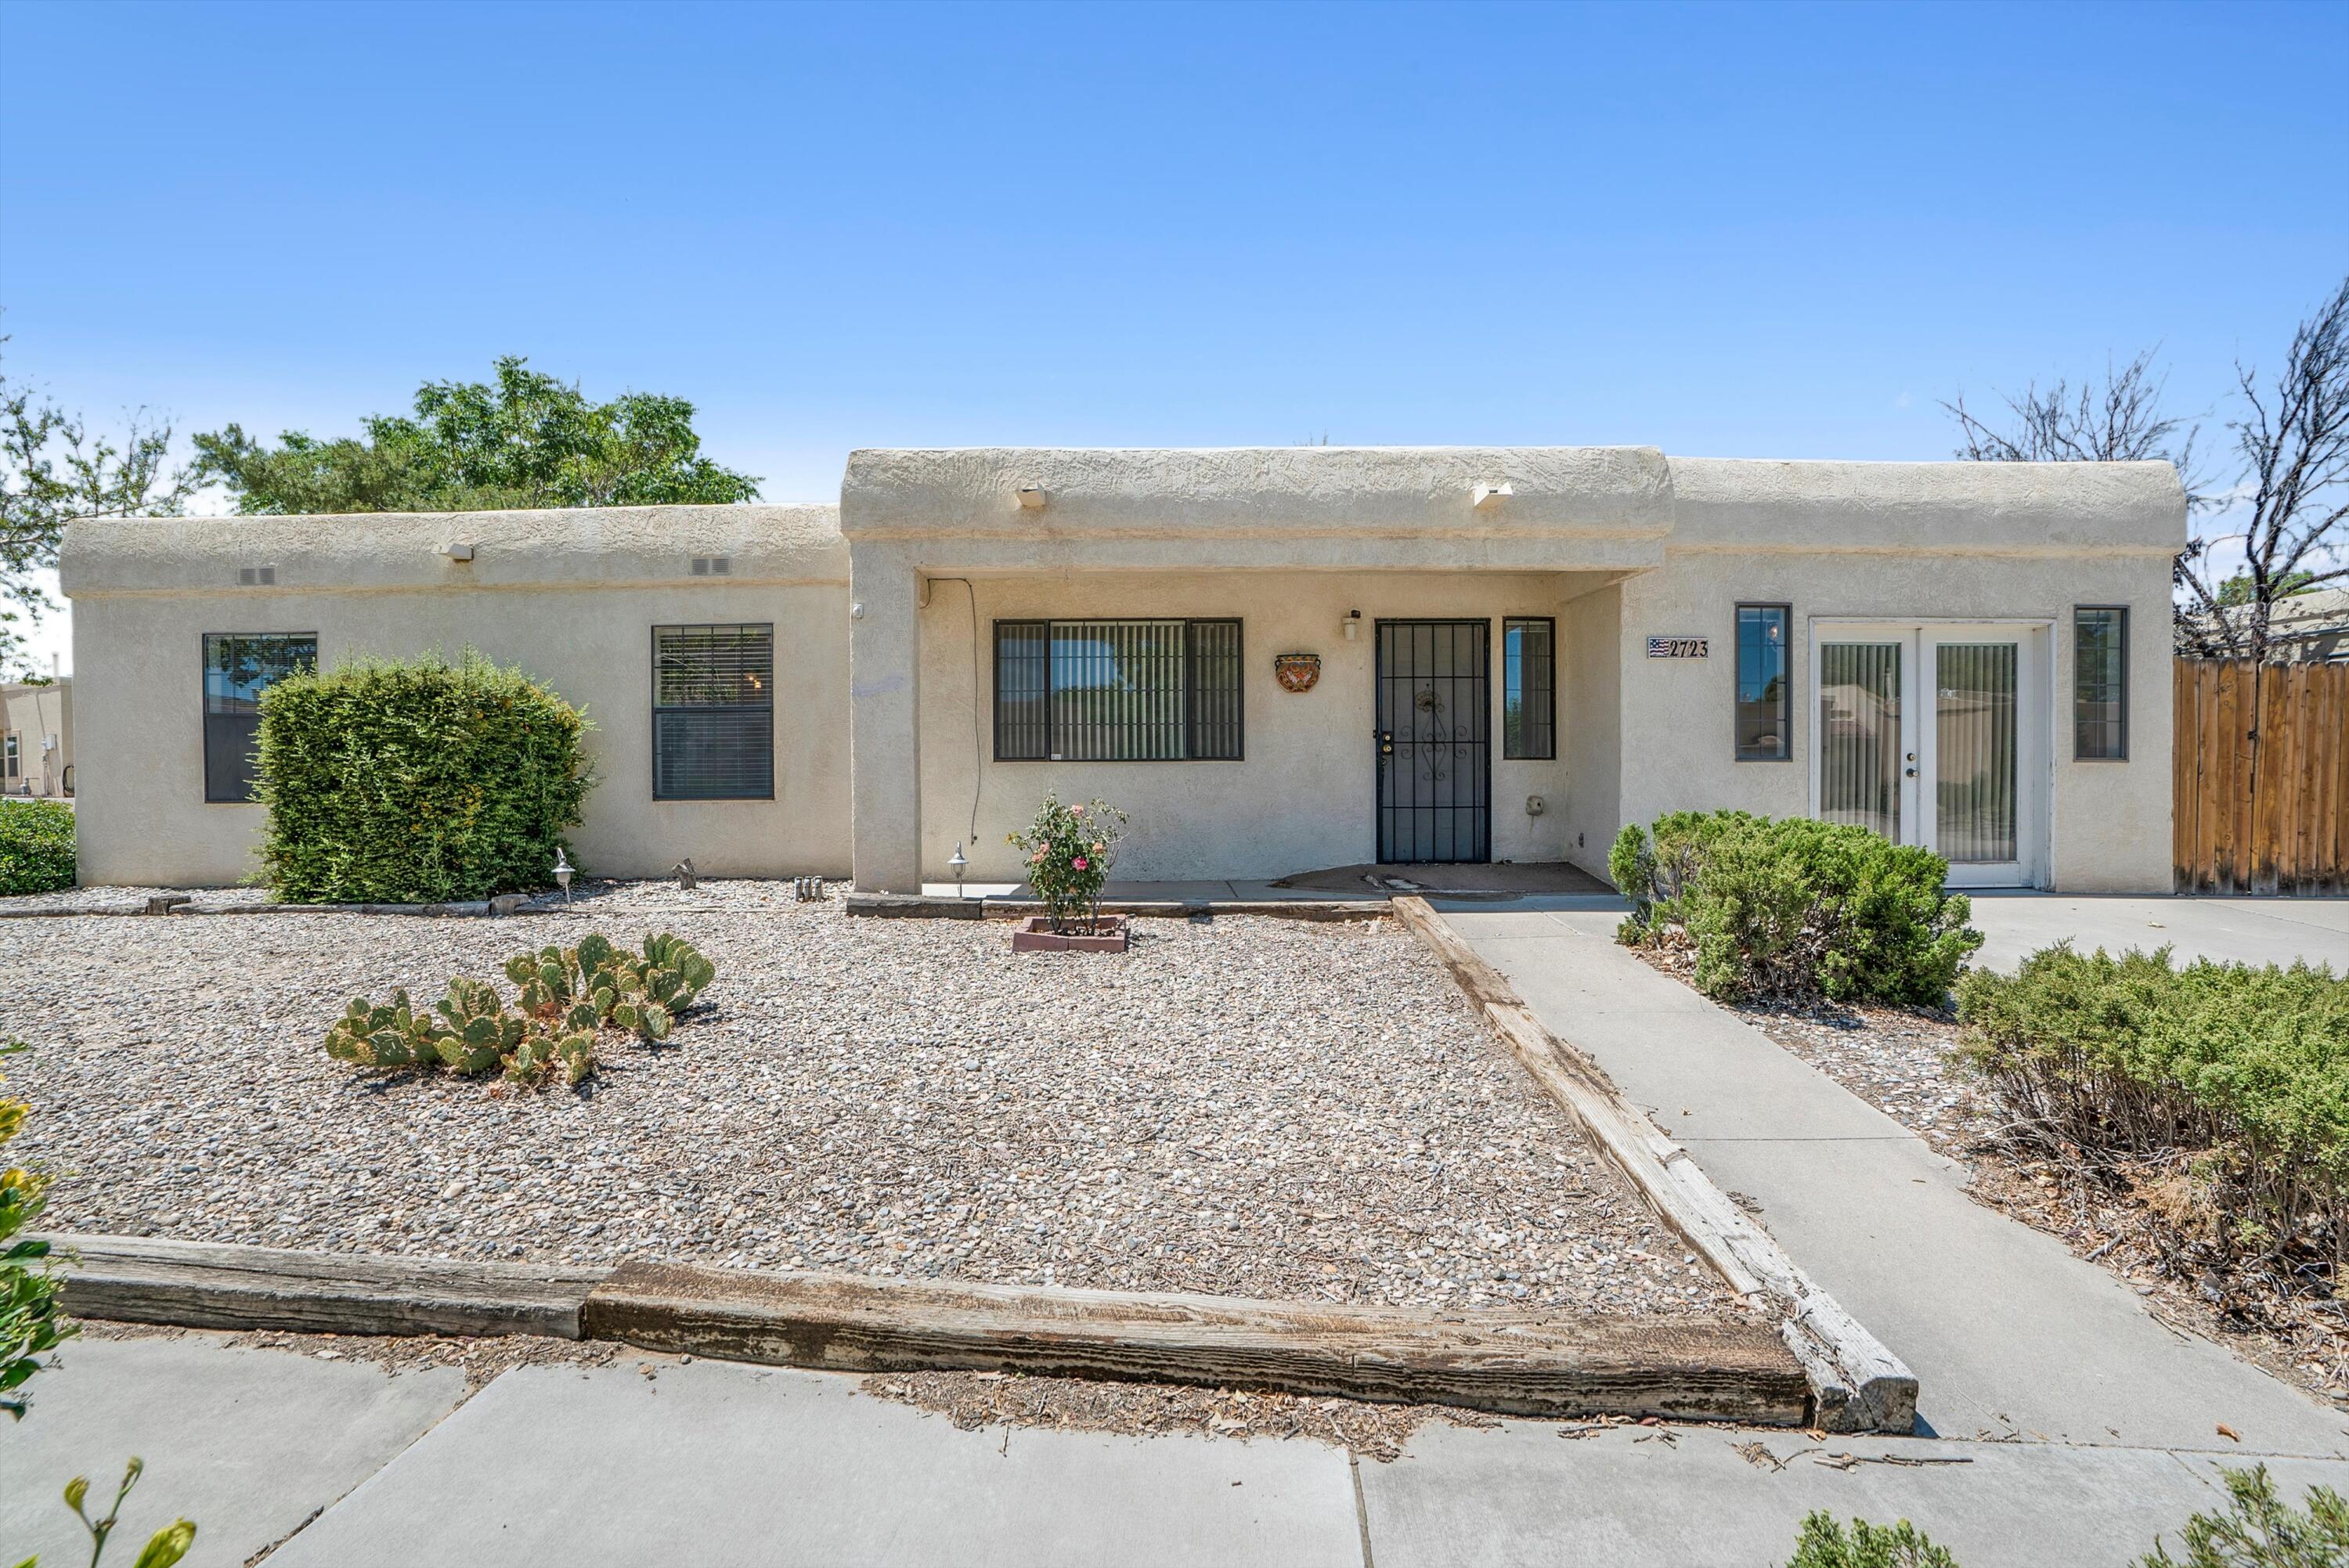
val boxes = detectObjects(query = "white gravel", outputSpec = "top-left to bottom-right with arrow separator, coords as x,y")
1,885 -> 1745,1320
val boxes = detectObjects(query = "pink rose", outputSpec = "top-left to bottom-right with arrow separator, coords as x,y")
1071,805 -> 1086,816
1030,850 -> 1045,863
1071,856 -> 1088,871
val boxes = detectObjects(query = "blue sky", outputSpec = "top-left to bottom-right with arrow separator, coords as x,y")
2,0 -> 2345,668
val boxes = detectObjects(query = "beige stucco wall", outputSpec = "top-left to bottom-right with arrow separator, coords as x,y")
1613,459 -> 2185,892
914,571 -> 1618,884
62,506 -> 853,888
1,679 -> 71,797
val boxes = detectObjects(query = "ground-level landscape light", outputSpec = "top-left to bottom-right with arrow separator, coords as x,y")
950,842 -> 969,899
554,847 -> 572,902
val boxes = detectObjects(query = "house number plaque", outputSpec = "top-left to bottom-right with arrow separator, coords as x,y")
1646,636 -> 1709,659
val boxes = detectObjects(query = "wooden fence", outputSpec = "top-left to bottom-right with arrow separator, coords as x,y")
2174,659 -> 2349,894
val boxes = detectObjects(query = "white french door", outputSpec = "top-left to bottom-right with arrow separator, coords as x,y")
1811,622 -> 2048,888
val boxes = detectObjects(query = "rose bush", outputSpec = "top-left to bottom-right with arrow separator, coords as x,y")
1008,793 -> 1127,932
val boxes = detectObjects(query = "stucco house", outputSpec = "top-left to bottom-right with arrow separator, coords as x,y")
1,675 -> 73,798
58,445 -> 2185,894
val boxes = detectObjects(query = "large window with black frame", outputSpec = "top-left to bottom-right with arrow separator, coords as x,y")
652,624 -> 775,799
994,618 -> 1243,762
202,632 -> 318,802
1734,604 -> 1792,760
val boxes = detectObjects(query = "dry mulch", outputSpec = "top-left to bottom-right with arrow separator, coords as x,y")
2,885 -> 1744,1323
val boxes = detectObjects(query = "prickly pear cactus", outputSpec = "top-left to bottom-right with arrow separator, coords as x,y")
323,989 -> 430,1068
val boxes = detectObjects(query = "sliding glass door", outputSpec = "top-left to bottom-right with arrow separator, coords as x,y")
1813,623 -> 2045,887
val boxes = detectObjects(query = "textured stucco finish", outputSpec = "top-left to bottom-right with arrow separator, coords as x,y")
63,506 -> 850,888
1,678 -> 72,797
911,571 -> 1615,884
61,450 -> 2188,894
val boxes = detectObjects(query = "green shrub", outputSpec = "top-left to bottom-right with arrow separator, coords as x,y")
0,800 -> 74,897
256,651 -> 594,903
1957,946 -> 2349,1263
1784,1511 -> 1961,1568
2,1040 -> 75,1422
1611,812 -> 1981,1005
1007,793 -> 1127,932
323,932 -> 717,1089
2142,1464 -> 2349,1567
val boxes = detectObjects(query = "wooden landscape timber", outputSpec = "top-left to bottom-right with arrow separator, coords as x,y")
1390,896 -> 1919,1434
843,892 -> 1391,922
39,1233 -> 606,1339
582,1260 -> 1810,1423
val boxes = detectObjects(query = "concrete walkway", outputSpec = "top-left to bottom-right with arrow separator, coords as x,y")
1965,892 -> 2349,972
6,1332 -> 2346,1567
1438,903 -> 2349,1454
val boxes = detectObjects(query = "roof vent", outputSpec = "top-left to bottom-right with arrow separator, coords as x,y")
691,555 -> 733,577
236,565 -> 277,586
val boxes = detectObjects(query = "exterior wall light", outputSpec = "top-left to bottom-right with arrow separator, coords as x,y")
1472,483 -> 1514,509
1343,610 -> 1362,640
1017,486 -> 1048,510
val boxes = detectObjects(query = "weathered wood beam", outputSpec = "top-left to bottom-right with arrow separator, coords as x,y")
583,1261 -> 1810,1424
39,1233 -> 608,1339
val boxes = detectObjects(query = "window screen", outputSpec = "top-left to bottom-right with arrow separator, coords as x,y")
1503,618 -> 1555,759
1735,604 -> 1792,760
654,624 -> 774,799
2074,607 -> 2127,760
203,633 -> 316,802
994,619 -> 1242,761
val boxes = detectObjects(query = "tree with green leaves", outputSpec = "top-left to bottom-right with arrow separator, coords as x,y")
193,356 -> 760,515
0,333 -> 200,676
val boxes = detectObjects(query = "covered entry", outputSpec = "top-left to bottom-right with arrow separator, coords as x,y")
1375,619 -> 1491,863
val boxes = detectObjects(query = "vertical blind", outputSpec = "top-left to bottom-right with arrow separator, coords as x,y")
1817,642 -> 1902,840
2073,607 -> 2127,760
1503,618 -> 1554,760
1735,604 -> 1792,759
1936,642 -> 2018,864
653,624 -> 774,799
203,632 -> 317,802
994,619 -> 1242,761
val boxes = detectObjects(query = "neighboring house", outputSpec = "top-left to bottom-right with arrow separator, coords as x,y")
56,446 -> 2183,893
0,676 -> 74,798
2265,586 -> 2349,664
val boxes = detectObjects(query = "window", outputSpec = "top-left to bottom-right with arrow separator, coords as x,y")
202,633 -> 316,802
2,734 -> 16,781
1734,604 -> 1792,760
653,624 -> 774,799
1503,617 -> 1555,759
994,619 -> 1243,761
2073,607 -> 2128,760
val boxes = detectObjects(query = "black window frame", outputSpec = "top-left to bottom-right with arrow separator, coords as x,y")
1734,603 -> 1793,762
201,631 -> 318,804
651,622 -> 777,802
1502,616 -> 1556,760
2073,605 -> 2129,762
992,618 -> 1245,762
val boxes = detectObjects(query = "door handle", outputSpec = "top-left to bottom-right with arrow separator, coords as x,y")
1904,766 -> 1918,778
1376,729 -> 1395,755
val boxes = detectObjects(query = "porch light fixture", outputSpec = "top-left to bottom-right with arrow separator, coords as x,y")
1472,482 -> 1514,509
949,842 -> 969,899
1343,610 -> 1362,640
1017,486 -> 1048,510
553,847 -> 573,902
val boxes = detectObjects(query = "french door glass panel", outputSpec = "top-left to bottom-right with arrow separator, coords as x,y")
1933,642 -> 2019,864
1818,642 -> 1904,841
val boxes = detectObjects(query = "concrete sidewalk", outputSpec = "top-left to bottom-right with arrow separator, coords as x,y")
1440,905 -> 2349,1454
1964,893 -> 2349,972
5,1330 -> 2345,1567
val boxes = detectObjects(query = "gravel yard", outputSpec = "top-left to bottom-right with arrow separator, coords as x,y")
1,885 -> 1743,1320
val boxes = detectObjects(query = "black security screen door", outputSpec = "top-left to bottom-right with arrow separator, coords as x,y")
1376,620 -> 1491,863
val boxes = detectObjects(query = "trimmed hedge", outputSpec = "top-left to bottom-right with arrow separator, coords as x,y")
0,801 -> 74,896
1611,811 -> 1981,1005
1957,945 -> 2349,1261
256,651 -> 595,903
